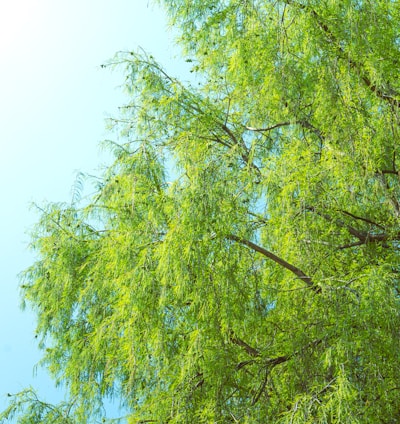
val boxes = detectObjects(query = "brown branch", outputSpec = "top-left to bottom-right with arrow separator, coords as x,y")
356,70 -> 400,108
307,207 -> 366,240
245,122 -> 291,132
252,367 -> 270,405
209,131 -> 232,149
228,234 -> 320,292
229,331 -> 260,358
297,119 -> 324,142
221,123 -> 240,145
221,123 -> 261,176
307,207 -> 397,245
337,241 -> 366,250
339,210 -> 386,230
251,355 -> 292,405
245,120 -> 324,141
376,172 -> 400,217
380,169 -> 400,176
236,359 -> 257,370
251,338 -> 323,405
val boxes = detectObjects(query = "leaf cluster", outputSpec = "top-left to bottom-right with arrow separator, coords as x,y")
5,1 -> 400,423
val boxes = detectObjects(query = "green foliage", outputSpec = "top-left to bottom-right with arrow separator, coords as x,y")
4,0 -> 400,422
0,388 -> 75,424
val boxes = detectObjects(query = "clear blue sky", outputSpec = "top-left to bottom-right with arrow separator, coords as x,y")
0,0 -> 185,414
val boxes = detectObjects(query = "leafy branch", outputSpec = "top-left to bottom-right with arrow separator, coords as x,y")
227,234 -> 320,292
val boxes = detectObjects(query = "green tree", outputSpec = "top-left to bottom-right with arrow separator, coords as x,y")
3,0 -> 400,422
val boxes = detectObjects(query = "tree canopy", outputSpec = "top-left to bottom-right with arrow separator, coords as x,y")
3,1 -> 400,422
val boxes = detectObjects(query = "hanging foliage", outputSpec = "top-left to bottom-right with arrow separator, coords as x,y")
3,1 -> 400,422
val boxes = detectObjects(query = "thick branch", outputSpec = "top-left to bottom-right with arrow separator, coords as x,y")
356,70 -> 400,108
229,331 -> 260,358
221,123 -> 261,176
228,234 -> 320,292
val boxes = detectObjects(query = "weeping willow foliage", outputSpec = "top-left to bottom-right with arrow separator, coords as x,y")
3,1 -> 400,423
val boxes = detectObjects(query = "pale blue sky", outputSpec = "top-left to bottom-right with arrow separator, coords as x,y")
0,0 -> 185,414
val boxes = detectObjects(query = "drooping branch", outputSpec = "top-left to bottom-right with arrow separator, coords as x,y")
307,207 -> 398,245
251,338 -> 323,405
227,234 -> 320,292
339,210 -> 386,230
231,336 -> 325,406
311,12 -> 400,108
283,0 -> 400,108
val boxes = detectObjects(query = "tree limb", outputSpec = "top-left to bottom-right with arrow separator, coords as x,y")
245,122 -> 291,132
339,210 -> 386,230
227,234 -> 320,292
307,207 -> 398,247
229,331 -> 260,357
245,119 -> 324,142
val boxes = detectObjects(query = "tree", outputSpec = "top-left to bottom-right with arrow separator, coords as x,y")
3,0 -> 400,422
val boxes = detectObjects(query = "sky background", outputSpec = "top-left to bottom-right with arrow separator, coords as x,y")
0,0 -> 186,415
